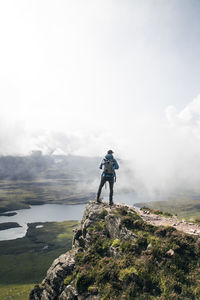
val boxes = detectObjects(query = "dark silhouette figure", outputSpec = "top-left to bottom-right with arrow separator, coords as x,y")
97,150 -> 119,205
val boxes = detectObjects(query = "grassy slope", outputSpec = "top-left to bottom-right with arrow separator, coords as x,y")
0,220 -> 78,299
0,284 -> 35,300
135,198 -> 200,221
69,207 -> 200,299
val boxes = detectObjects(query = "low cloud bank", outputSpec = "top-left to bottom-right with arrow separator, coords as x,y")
1,96 -> 200,198
124,95 -> 200,197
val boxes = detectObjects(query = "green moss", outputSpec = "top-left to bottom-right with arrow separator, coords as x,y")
99,209 -> 108,219
75,269 -> 94,294
153,209 -> 173,217
88,285 -> 98,294
119,267 -> 138,281
112,239 -> 121,248
75,251 -> 85,265
94,220 -> 105,231
88,220 -> 106,234
120,241 -> 138,253
64,274 -> 73,285
121,213 -> 156,233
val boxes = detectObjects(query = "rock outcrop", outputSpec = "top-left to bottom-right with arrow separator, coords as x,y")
30,202 -> 137,300
30,201 -> 200,300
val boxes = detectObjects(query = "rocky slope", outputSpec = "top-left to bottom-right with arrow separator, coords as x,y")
30,202 -> 200,300
137,207 -> 200,236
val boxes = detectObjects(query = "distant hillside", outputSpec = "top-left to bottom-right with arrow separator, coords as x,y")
0,154 -> 100,181
30,202 -> 200,299
135,197 -> 200,221
0,154 -> 102,212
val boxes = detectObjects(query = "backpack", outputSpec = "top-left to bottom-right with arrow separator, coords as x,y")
103,158 -> 114,174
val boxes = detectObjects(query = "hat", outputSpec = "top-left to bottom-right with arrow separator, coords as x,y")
107,150 -> 114,154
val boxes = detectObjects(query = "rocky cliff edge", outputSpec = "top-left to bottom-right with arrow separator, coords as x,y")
30,201 -> 200,300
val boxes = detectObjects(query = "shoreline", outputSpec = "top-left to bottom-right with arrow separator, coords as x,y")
0,194 -> 94,214
0,203 -> 86,241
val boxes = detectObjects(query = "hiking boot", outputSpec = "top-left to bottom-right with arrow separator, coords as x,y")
109,201 -> 114,206
96,198 -> 102,204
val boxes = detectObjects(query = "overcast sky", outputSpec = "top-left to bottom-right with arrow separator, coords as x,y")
1,0 -> 200,195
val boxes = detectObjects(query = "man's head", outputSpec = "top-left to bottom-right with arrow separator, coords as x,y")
107,150 -> 114,155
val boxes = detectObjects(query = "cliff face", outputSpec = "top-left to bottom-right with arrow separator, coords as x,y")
30,202 -> 200,300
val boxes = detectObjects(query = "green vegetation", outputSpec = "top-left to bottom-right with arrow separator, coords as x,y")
0,222 -> 21,230
0,154 -> 97,298
0,220 -> 78,298
112,239 -> 121,248
140,206 -> 173,217
136,198 -> 200,221
0,284 -> 35,300
0,179 -> 91,213
0,154 -> 98,212
64,207 -> 200,299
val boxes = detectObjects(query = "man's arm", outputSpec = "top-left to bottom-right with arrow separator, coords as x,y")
113,159 -> 119,169
99,158 -> 104,169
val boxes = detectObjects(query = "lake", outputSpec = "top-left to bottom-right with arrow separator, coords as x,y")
0,191 -> 145,241
0,204 -> 85,241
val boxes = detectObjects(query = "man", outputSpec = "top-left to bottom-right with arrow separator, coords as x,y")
96,150 -> 119,206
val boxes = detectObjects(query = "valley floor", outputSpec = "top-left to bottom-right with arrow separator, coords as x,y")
0,284 -> 35,300
0,220 -> 78,299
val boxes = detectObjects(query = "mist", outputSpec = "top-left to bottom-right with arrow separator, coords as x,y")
1,96 -> 200,199
1,1 -> 200,199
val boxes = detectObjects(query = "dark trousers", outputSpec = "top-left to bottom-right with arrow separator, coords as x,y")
97,176 -> 114,203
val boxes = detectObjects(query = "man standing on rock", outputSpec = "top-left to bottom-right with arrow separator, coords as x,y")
96,150 -> 119,206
